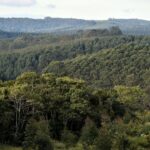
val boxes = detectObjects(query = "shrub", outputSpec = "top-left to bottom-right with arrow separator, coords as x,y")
61,129 -> 78,148
95,127 -> 112,150
80,117 -> 98,146
35,134 -> 53,150
23,119 -> 53,150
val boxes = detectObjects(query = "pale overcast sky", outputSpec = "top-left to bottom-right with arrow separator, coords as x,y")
0,0 -> 149,20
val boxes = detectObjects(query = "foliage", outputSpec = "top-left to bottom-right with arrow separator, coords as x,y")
95,127 -> 112,150
80,118 -> 98,146
61,129 -> 78,148
0,29 -> 149,149
1,33 -> 150,88
0,145 -> 22,150
0,72 -> 149,149
23,119 -> 53,150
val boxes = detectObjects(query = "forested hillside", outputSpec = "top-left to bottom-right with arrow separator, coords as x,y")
45,41 -> 150,89
0,27 -> 123,80
0,26 -> 150,149
0,29 -> 149,90
0,17 -> 150,35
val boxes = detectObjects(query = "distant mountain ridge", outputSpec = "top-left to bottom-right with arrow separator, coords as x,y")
0,17 -> 150,35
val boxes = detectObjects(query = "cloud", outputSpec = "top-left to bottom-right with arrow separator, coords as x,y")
123,9 -> 135,13
47,4 -> 56,9
0,0 -> 36,7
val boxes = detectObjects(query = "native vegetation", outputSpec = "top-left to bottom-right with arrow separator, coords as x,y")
0,27 -> 149,149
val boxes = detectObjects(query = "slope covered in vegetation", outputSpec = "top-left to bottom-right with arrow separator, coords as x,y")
45,41 -> 150,89
0,27 -> 125,80
0,27 -> 150,149
0,72 -> 149,149
0,30 -> 149,91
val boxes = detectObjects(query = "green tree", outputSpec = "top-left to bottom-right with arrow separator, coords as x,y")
95,127 -> 112,150
23,119 -> 53,150
61,129 -> 78,148
80,117 -> 98,146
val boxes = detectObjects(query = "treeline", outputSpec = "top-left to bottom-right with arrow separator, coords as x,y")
0,33 -> 149,90
77,26 -> 122,37
0,27 -> 122,51
0,72 -> 149,149
0,30 -> 22,39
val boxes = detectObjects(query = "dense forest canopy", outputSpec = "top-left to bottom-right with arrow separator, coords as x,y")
0,72 -> 149,149
45,41 -> 150,88
0,26 -> 149,149
0,28 -> 149,91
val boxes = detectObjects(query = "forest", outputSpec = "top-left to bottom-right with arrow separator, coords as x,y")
0,27 -> 149,150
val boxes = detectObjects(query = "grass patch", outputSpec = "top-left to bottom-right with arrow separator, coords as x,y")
0,145 -> 22,150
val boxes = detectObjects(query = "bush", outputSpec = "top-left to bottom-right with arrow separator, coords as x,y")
95,127 -> 112,150
23,119 -> 53,150
35,134 -> 53,150
80,118 -> 98,146
61,129 -> 78,148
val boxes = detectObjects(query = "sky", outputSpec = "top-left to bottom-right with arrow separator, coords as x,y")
0,0 -> 149,20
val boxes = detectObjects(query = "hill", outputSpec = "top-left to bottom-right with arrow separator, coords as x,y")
0,17 -> 95,33
0,17 -> 150,35
45,41 -> 150,88
0,31 -> 149,91
0,21 -> 150,150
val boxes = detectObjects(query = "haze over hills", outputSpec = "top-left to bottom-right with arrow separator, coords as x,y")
0,17 -> 150,35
